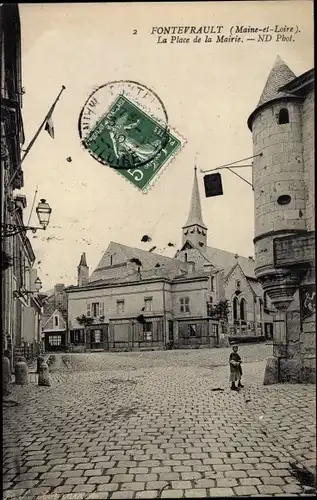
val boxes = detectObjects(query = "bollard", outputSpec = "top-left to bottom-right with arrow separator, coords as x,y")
37,356 -> 44,374
2,356 -> 12,395
15,357 -> 29,385
38,361 -> 51,387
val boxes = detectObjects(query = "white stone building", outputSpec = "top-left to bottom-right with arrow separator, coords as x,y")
66,169 -> 273,351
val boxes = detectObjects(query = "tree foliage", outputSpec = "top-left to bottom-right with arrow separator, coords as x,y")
208,299 -> 230,321
76,314 -> 94,326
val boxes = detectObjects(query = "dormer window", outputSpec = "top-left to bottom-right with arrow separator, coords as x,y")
278,108 -> 289,125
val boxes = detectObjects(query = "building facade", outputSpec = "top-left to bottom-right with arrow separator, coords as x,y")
248,56 -> 315,383
1,4 -> 44,364
67,169 -> 272,351
41,308 -> 67,352
1,3 -> 25,360
10,195 -> 44,361
175,168 -> 273,342
67,250 -> 222,351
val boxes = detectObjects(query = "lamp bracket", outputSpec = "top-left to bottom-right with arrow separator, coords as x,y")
1,223 -> 46,237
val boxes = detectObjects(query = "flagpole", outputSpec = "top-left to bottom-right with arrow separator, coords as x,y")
21,85 -> 66,164
7,85 -> 66,189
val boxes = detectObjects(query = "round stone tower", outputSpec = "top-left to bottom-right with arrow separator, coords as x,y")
248,56 -> 306,310
247,56 -> 314,384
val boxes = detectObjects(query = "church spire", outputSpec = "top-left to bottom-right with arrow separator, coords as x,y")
183,167 -> 207,230
182,167 -> 208,248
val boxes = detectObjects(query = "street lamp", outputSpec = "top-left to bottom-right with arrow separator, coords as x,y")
36,199 -> 52,230
34,277 -> 43,292
1,198 -> 52,237
13,276 -> 43,299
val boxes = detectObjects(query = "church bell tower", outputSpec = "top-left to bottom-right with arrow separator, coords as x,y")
182,167 -> 208,248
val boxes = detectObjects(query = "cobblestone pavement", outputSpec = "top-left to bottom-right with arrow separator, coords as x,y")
3,344 -> 316,499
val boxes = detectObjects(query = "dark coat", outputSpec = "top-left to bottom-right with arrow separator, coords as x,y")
229,351 -> 242,382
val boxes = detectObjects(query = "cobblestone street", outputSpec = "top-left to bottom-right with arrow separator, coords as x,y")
3,344 -> 316,499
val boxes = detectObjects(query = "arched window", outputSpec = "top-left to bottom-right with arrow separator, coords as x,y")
233,297 -> 238,321
184,252 -> 188,262
240,298 -> 246,321
278,108 -> 289,125
110,255 -> 113,266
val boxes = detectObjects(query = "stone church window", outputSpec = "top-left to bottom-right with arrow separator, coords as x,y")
278,108 -> 289,124
233,297 -> 238,320
240,298 -> 246,321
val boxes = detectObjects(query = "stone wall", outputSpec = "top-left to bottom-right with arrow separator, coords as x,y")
302,90 -> 315,231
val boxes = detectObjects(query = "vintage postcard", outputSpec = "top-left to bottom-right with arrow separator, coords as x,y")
2,1 -> 315,499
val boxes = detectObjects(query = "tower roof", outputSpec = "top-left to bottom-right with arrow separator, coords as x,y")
257,55 -> 296,107
183,167 -> 207,230
78,252 -> 88,267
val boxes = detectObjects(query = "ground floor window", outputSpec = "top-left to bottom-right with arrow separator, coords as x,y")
91,330 -> 101,343
188,324 -> 197,337
211,323 -> 218,336
70,330 -> 85,344
143,322 -> 153,341
49,335 -> 62,346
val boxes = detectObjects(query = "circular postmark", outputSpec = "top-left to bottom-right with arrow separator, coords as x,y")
78,80 -> 170,170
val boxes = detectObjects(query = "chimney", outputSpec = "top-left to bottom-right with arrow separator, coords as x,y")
203,263 -> 214,273
187,261 -> 195,274
54,283 -> 65,295
78,253 -> 89,287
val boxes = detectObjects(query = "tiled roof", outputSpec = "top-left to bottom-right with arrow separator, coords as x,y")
257,55 -> 296,107
89,242 -> 188,283
203,246 -> 256,279
248,278 -> 263,297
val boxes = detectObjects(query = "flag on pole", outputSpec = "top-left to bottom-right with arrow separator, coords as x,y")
44,114 -> 55,139
8,86 -> 66,188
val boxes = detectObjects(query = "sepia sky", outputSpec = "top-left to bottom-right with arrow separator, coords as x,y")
19,1 -> 314,291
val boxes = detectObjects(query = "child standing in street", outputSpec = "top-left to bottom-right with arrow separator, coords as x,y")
229,344 -> 244,391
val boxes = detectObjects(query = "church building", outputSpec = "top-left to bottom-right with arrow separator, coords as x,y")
66,168 -> 273,351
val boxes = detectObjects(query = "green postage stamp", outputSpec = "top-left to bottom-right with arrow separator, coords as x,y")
79,81 -> 185,193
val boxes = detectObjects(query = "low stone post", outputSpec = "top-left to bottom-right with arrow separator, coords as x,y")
15,357 -> 29,385
38,360 -> 51,387
2,356 -> 11,395
37,356 -> 44,374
